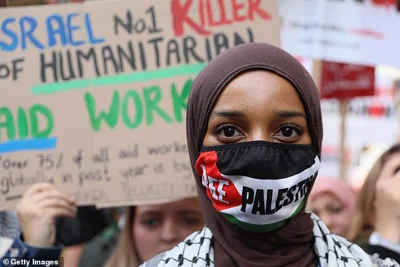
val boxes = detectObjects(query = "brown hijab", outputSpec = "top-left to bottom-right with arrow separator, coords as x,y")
186,43 -> 323,267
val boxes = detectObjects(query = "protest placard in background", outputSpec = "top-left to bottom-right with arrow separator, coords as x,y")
281,0 -> 400,68
0,0 -> 280,210
319,62 -> 375,99
296,58 -> 400,181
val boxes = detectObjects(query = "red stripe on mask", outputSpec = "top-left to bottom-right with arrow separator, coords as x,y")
196,151 -> 242,211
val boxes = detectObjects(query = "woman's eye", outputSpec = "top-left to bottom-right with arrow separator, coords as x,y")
393,166 -> 400,176
328,207 -> 343,214
141,218 -> 160,228
273,124 -> 303,143
222,126 -> 237,137
216,125 -> 242,138
280,126 -> 298,138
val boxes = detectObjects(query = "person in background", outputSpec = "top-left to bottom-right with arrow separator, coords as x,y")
1,183 -> 111,267
0,211 -> 20,239
1,183 -> 76,267
307,177 -> 356,239
78,197 -> 204,267
349,143 -> 400,262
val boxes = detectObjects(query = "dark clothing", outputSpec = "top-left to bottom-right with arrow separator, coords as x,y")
78,224 -> 120,267
55,206 -> 110,246
0,236 -> 62,267
355,231 -> 400,264
368,245 -> 400,264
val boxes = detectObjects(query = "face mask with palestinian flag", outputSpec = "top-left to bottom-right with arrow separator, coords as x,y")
195,141 -> 320,233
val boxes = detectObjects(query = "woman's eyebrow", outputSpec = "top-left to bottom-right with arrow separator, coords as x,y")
275,110 -> 306,119
210,110 -> 245,118
139,211 -> 161,216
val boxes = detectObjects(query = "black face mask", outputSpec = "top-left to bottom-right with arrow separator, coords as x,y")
195,141 -> 320,232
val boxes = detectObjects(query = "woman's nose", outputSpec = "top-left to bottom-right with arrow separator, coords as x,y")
159,220 -> 180,245
248,127 -> 273,142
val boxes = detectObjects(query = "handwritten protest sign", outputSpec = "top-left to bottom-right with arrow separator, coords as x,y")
0,0 -> 280,210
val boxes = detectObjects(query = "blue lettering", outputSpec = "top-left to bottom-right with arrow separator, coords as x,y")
0,18 -> 18,51
85,13 -> 105,45
1,12 -> 105,52
20,16 -> 44,50
67,13 -> 85,46
46,14 -> 67,47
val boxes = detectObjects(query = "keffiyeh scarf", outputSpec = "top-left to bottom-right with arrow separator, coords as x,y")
141,214 -> 399,267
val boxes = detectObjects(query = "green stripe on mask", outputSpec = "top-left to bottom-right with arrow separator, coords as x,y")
223,200 -> 305,233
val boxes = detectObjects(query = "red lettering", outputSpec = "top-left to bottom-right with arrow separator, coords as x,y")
206,0 -> 233,26
171,0 -> 272,37
206,0 -> 220,26
171,0 -> 211,37
368,104 -> 385,117
199,0 -> 206,27
231,0 -> 246,22
217,0 -> 233,25
248,0 -> 272,20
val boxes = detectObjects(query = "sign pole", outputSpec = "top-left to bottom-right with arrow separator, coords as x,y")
339,99 -> 349,181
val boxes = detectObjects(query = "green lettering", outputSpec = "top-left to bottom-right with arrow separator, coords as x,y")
122,90 -> 143,129
17,107 -> 28,139
29,104 -> 54,138
171,79 -> 192,123
0,108 -> 15,141
143,86 -> 172,125
85,91 -> 120,132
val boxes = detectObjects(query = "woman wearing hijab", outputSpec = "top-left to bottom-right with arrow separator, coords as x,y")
307,177 -> 356,239
141,43 -> 399,267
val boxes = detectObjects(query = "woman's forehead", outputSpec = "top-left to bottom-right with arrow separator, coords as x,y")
210,70 -> 306,115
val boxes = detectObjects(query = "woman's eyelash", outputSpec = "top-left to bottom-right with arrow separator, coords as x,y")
215,124 -> 239,134
214,123 -> 303,135
281,123 -> 303,133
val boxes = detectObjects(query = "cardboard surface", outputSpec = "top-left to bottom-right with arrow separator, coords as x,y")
0,0 -> 280,210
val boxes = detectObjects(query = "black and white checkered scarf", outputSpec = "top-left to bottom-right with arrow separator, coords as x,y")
141,214 -> 399,267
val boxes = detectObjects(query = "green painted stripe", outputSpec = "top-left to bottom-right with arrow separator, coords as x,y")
31,63 -> 206,95
223,200 -> 305,233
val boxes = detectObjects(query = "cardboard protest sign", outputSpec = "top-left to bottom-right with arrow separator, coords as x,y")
0,0 -> 280,210
281,0 -> 400,68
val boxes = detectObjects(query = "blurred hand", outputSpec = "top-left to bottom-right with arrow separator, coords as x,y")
374,157 -> 400,243
17,183 -> 77,247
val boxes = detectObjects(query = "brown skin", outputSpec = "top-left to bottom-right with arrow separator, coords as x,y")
203,70 -> 311,146
132,198 -> 204,262
309,193 -> 352,238
374,152 -> 400,243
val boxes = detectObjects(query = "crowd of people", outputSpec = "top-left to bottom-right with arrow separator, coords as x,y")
0,43 -> 400,267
